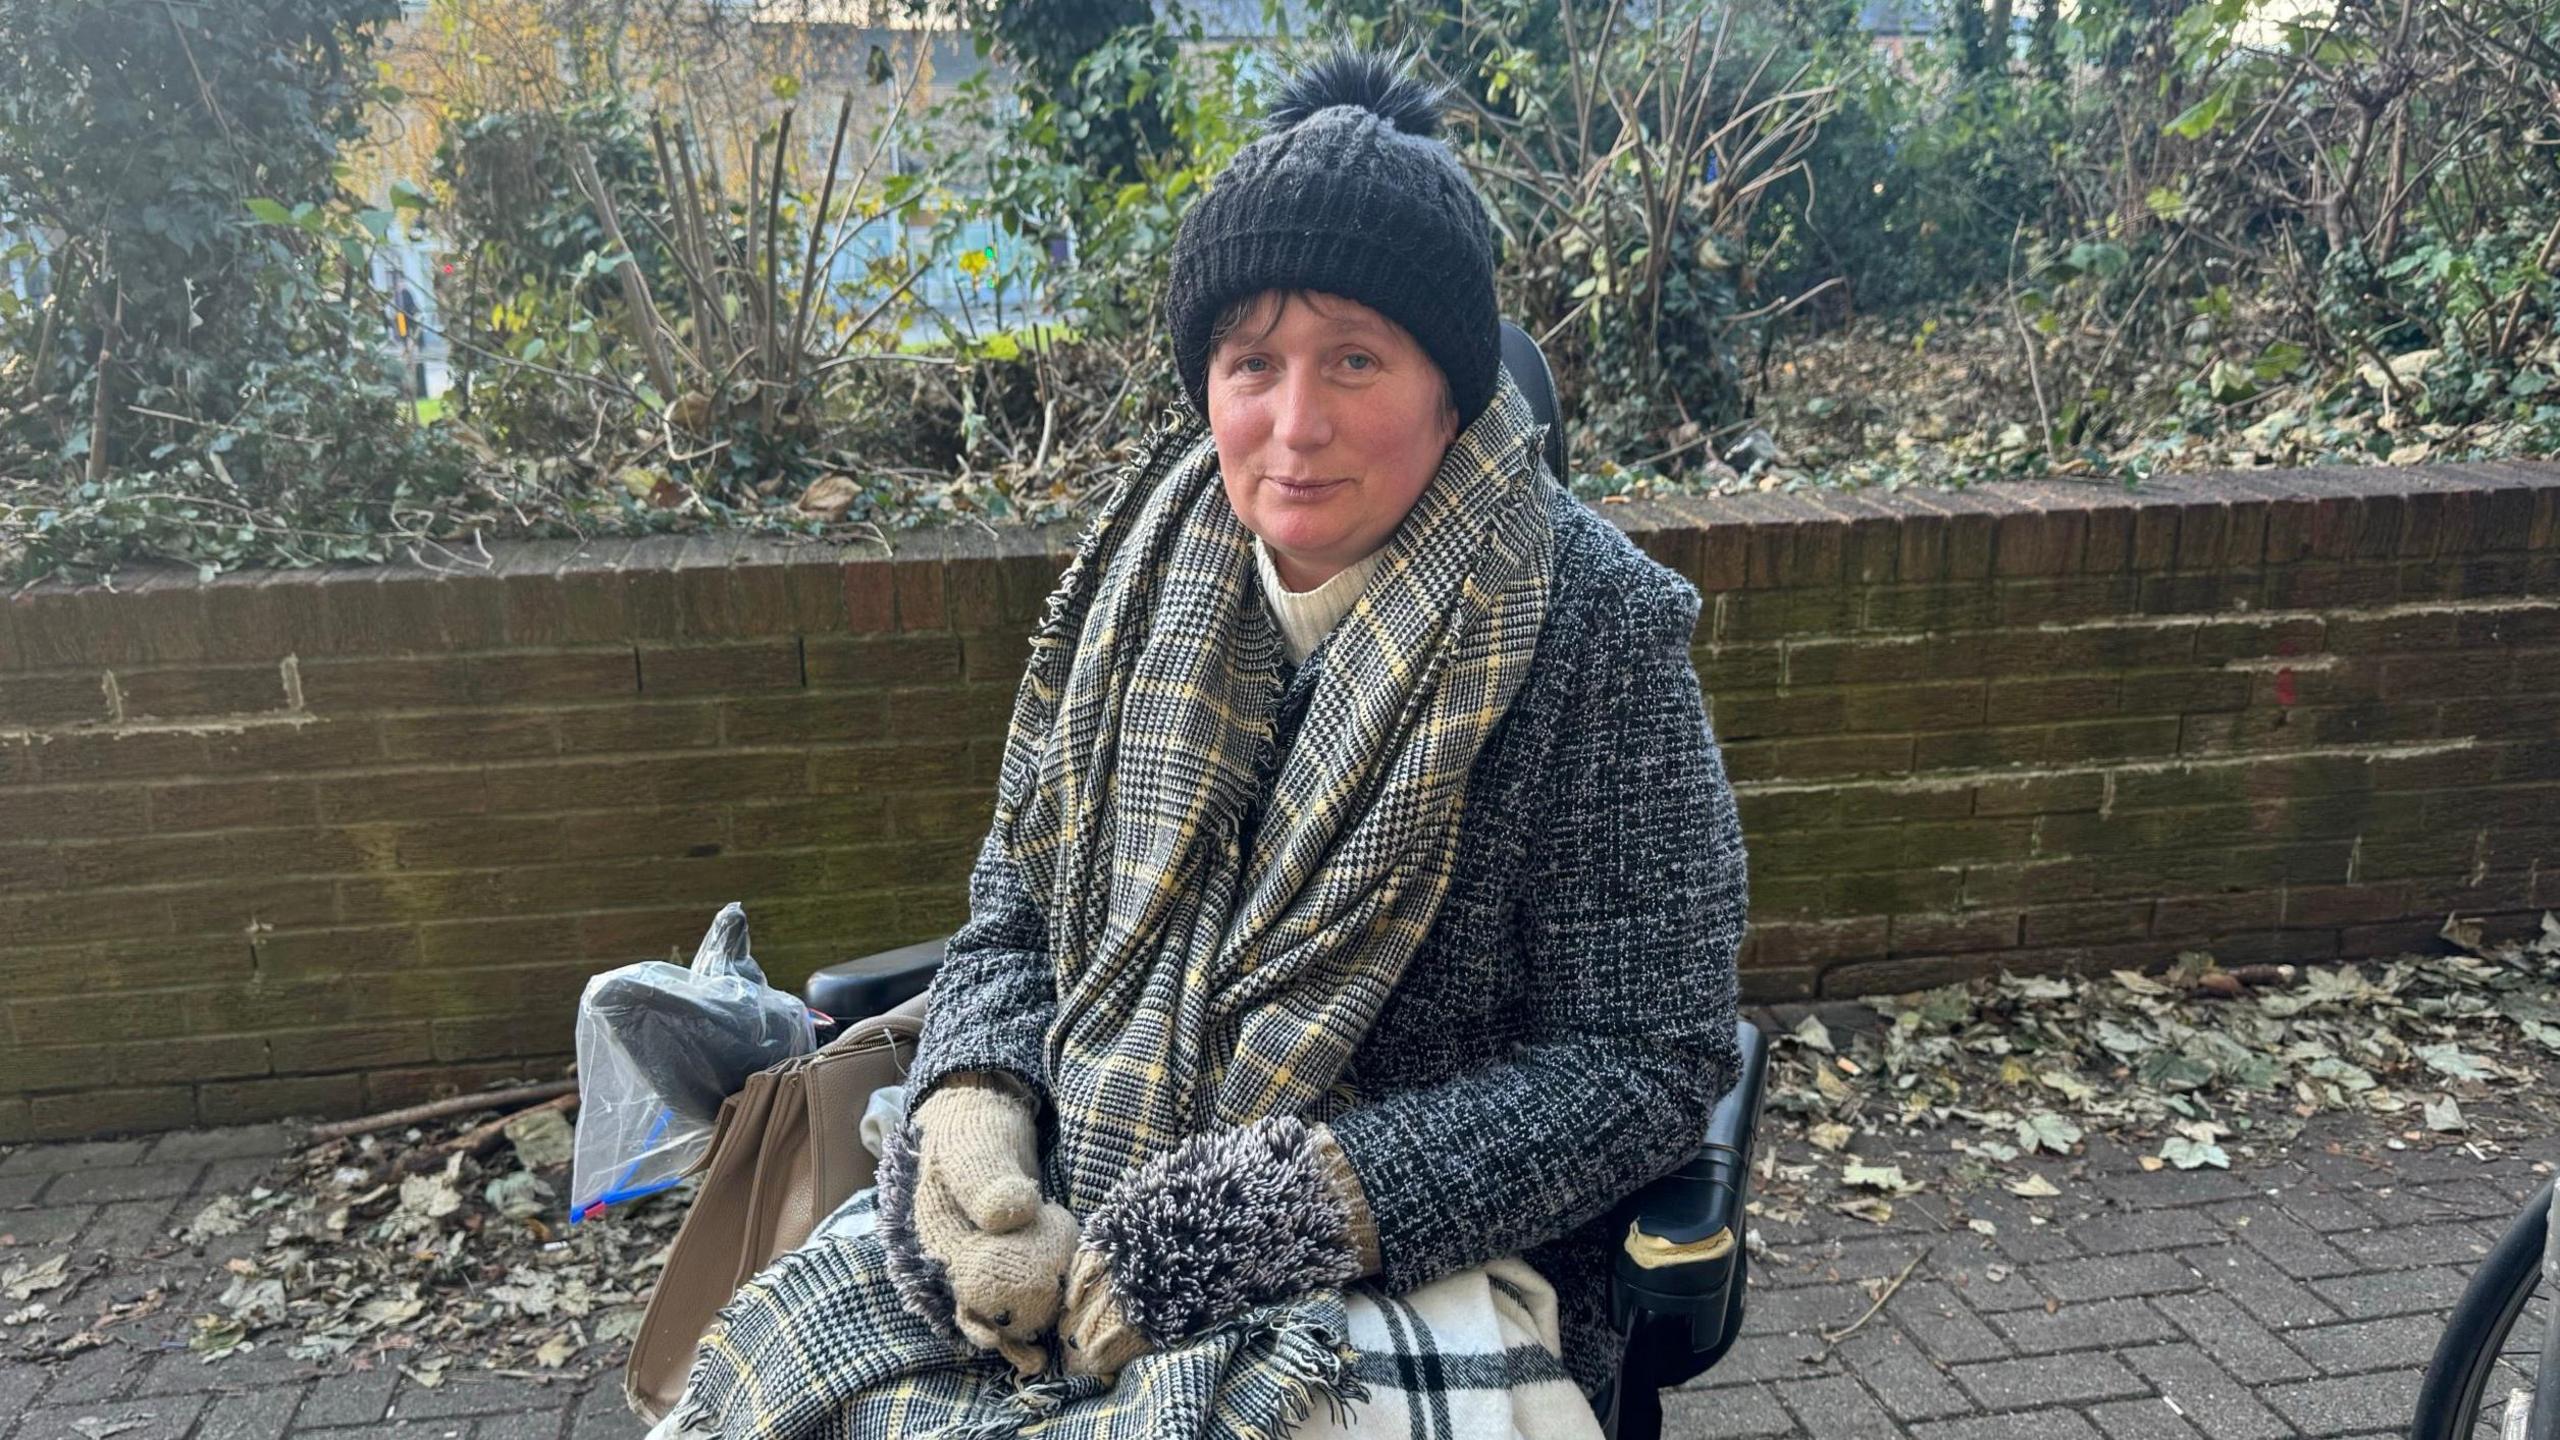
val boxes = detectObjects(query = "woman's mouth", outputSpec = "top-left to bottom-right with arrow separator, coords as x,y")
1267,476 -> 1346,499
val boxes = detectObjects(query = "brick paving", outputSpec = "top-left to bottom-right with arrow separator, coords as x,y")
0,1110 -> 2541,1439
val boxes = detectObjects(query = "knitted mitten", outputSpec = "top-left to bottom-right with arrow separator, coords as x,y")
877,1073 -> 1078,1378
1059,1115 -> 1367,1381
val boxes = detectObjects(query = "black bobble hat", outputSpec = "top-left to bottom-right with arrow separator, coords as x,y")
1166,47 -> 1501,428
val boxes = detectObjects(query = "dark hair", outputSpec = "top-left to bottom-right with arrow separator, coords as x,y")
1202,289 -> 1458,423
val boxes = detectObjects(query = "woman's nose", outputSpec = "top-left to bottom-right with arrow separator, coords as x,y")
1273,368 -> 1333,452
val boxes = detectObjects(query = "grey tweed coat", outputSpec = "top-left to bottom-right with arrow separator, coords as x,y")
906,482 -> 1751,1413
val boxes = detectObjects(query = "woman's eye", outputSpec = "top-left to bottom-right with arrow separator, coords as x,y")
1236,356 -> 1269,373
1342,353 -> 1375,371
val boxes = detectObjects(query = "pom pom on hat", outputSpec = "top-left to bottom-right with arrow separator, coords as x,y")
1265,46 -> 1448,138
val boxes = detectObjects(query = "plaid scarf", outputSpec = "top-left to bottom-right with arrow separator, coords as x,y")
1008,373 -> 1555,1216
666,376 -> 1555,1440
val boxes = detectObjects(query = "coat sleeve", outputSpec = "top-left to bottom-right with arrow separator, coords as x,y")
1322,571 -> 1749,1295
907,824 -> 1057,1111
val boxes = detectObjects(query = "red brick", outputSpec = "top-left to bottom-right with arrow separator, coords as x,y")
1745,826 -> 1907,878
316,768 -> 487,823
554,702 -> 721,755
428,574 -> 511,651
778,552 -> 851,635
2202,927 -> 2343,963
1971,772 -> 2107,815
0,672 -> 112,728
1994,575 -> 2141,626
721,693 -> 894,746
1735,917 -> 1888,969
2139,569 -> 2264,616
28,1087 -> 195,1138
252,925 -> 422,979
841,555 -> 897,633
295,655 -> 474,711
268,1024 -> 437,1074
805,743 -> 978,795
1827,867 -> 1964,913
669,535 -> 746,637
655,751 -> 814,805
806,634 -> 967,688
1853,786 -> 1976,822
2324,612 -> 2457,654
1711,689 -> 1845,741
617,536 -> 687,640
1993,504 -> 2086,577
168,877 -> 337,936
470,650 -> 637,704
2193,616 -> 2324,662
1693,645 -> 1785,695
199,1073 -> 368,1124
2020,899 -> 2153,945
729,796 -> 891,851
1788,635 -> 1992,686
638,641 -> 800,697
2152,891 -> 2283,937
1737,965 -> 1819,1001
1718,588 -> 1861,642
415,913 -> 585,969
1963,859 -> 2102,906
431,1012 -> 568,1063
29,729 -> 210,784
942,553 -> 1010,632
997,552 -> 1074,628
114,1035 -> 272,1086
382,711 -> 559,762
1982,624 -> 2200,673
198,718 -> 383,774
889,538 -> 950,632
2261,563 -> 2401,609
1861,584 -> 1999,633
560,807 -> 725,862
1721,734 -> 1915,783
2279,883 -> 2415,927
1886,910 -> 2019,954
363,1061 -> 568,1112
2120,670 -> 2254,715
1985,675 -> 2119,725
890,789 -> 996,842
150,776 -> 319,832
0,889 -> 173,946
2381,650 -> 2513,699
7,784 -> 153,838
2335,916 -> 2457,957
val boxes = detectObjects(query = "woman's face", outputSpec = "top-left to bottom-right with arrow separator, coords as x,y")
1207,290 -> 1458,592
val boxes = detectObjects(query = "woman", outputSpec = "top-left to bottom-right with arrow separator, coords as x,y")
660,48 -> 1747,1440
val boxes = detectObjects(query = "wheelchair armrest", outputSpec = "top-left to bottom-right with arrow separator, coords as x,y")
1607,1018 -> 1770,1380
804,938 -> 947,1026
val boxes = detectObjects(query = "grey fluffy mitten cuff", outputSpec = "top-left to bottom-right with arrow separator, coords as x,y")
1075,1114 -> 1365,1349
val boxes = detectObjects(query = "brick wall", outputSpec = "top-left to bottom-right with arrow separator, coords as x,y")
3,462 -> 2555,1139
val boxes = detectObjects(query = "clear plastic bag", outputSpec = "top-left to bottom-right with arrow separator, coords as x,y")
569,902 -> 817,1223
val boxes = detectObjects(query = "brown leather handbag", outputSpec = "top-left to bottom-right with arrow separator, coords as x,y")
623,991 -> 928,1423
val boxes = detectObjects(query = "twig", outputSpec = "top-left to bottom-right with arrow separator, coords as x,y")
307,1079 -> 577,1143
398,1092 -> 579,1174
1819,1249 -> 1925,1347
2003,224 -> 2055,458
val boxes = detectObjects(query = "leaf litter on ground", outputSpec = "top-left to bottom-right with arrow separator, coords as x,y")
1754,912 -> 2560,1233
2,1072 -> 689,1387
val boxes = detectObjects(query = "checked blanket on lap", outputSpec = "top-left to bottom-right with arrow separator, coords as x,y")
650,1191 -> 1602,1440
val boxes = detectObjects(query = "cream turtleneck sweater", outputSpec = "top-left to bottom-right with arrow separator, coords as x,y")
1252,537 -> 1383,666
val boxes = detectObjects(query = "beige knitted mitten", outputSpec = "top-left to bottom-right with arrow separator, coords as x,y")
905,1074 -> 1079,1377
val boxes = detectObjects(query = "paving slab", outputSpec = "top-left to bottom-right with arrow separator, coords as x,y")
0,1102 -> 2543,1439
